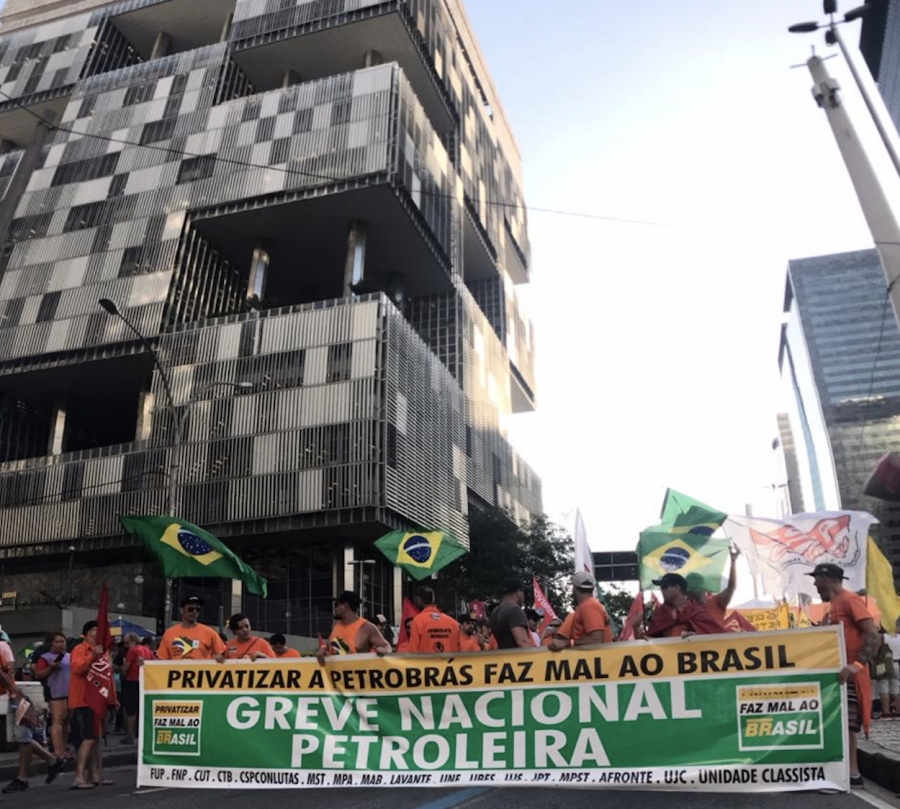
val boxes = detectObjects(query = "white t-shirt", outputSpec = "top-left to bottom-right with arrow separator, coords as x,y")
886,632 -> 900,662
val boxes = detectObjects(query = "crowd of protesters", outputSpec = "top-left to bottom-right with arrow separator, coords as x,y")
0,557 -> 895,794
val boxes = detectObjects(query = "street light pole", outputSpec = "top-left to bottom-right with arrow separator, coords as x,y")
99,298 -> 184,628
100,300 -> 255,629
789,5 -> 900,331
349,559 -> 376,618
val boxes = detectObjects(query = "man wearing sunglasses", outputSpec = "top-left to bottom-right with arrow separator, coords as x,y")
157,596 -> 226,662
316,591 -> 391,660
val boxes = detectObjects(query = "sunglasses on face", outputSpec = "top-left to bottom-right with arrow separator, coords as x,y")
184,606 -> 201,613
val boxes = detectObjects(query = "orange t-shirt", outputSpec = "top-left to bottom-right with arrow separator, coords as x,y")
460,634 -> 481,652
572,597 -> 612,644
275,648 -> 301,658
824,589 -> 874,663
158,623 -> 226,660
68,641 -> 99,709
329,617 -> 368,655
410,609 -> 460,654
554,613 -> 576,640
225,635 -> 276,660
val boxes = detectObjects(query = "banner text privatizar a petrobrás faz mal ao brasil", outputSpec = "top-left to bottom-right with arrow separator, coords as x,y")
138,627 -> 849,791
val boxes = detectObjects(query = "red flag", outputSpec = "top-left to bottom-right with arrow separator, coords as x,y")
722,610 -> 758,632
532,577 -> 558,633
618,591 -> 645,641
469,600 -> 486,620
398,597 -> 420,646
97,583 -> 113,651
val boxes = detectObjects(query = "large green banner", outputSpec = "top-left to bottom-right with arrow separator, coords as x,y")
139,627 -> 849,791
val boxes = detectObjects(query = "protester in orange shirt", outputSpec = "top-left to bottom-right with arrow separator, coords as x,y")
316,591 -> 391,660
225,614 -> 275,660
549,572 -> 611,650
409,587 -> 460,654
686,547 -> 751,630
158,596 -> 226,662
809,563 -> 880,788
69,621 -> 114,790
458,615 -> 481,652
269,634 -> 301,658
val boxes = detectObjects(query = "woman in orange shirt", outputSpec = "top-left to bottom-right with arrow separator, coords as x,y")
225,614 -> 275,660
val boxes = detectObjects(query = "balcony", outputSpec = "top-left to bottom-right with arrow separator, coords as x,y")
108,0 -> 233,59
229,0 -> 456,134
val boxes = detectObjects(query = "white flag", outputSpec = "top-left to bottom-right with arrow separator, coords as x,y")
723,510 -> 876,598
574,509 -> 596,591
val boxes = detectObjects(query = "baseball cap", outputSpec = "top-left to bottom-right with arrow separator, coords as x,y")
457,613 -> 474,623
573,571 -> 596,591
805,563 -> 848,580
651,573 -> 688,590
375,614 -> 388,624
334,590 -> 361,611
180,595 -> 204,608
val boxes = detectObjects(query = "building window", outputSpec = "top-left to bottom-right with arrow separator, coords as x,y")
386,423 -> 397,468
326,343 -> 352,383
124,81 -> 156,107
36,291 -> 60,323
465,425 -> 473,457
139,118 -> 176,145
118,246 -> 151,277
176,155 -> 215,185
64,202 -> 105,232
51,152 -> 119,187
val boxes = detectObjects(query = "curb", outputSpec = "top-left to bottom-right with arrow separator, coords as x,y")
0,746 -> 137,786
858,739 -> 900,794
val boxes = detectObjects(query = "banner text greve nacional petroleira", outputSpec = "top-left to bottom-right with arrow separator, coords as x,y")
139,627 -> 848,792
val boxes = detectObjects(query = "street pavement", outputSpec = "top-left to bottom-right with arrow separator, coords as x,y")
0,724 -> 895,805
859,716 -> 900,794
1,764 -> 898,809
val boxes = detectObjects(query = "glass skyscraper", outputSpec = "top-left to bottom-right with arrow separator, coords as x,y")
781,249 -> 900,576
0,0 -> 541,636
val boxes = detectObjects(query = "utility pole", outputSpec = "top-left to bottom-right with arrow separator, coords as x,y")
790,5 -> 900,332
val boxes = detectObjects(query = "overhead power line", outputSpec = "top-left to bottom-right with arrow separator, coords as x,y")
0,87 -> 677,228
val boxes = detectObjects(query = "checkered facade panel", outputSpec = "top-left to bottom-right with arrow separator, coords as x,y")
0,0 -> 542,548
0,47 -> 454,361
229,0 -> 530,281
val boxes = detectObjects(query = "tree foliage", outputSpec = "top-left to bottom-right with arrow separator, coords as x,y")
430,505 -> 574,615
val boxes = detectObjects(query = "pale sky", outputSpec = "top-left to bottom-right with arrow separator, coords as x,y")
466,1 -> 879,555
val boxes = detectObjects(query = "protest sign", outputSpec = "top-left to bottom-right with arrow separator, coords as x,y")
139,627 -> 848,792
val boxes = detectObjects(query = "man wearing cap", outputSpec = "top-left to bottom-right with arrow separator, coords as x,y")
639,573 -> 727,638
157,596 -> 226,662
490,581 -> 533,649
808,562 -> 879,788
549,572 -> 611,651
317,591 -> 391,659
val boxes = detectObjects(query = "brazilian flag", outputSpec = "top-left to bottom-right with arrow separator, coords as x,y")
637,526 -> 730,592
120,515 -> 268,597
374,529 -> 467,580
659,489 -> 727,537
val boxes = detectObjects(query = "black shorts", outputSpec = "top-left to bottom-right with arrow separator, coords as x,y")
847,680 -> 861,733
122,681 -> 140,716
70,706 -> 99,744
